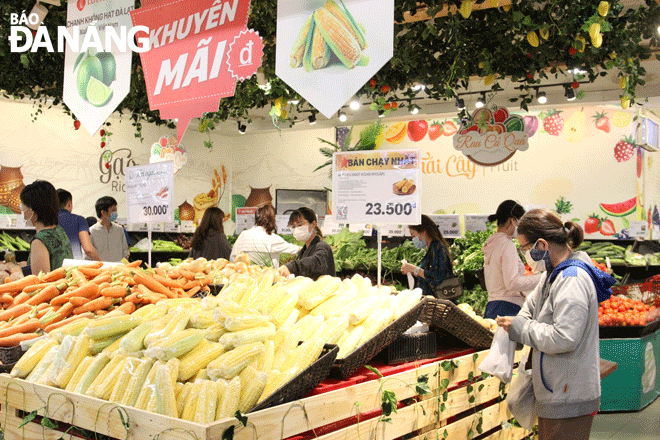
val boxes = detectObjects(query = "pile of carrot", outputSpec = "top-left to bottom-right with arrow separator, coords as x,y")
0,261 -> 213,347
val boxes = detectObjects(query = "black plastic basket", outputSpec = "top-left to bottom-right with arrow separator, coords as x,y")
599,318 -> 660,339
208,284 -> 224,296
0,345 -> 23,368
420,298 -> 493,349
330,298 -> 427,379
378,332 -> 437,365
249,343 -> 338,412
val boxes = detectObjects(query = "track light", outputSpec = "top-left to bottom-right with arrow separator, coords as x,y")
289,99 -> 300,105
564,85 -> 576,101
455,96 -> 465,110
475,94 -> 485,109
338,111 -> 347,122
350,98 -> 360,110
308,113 -> 317,125
410,105 -> 420,115
378,110 -> 385,118
237,121 -> 246,134
536,90 -> 547,104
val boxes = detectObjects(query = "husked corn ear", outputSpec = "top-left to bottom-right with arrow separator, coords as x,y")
52,318 -> 91,343
348,294 -> 380,325
281,309 -> 299,330
313,7 -> 362,68
323,0 -> 367,49
216,376 -> 241,420
256,340 -> 275,372
134,361 -> 160,410
213,306 -> 260,326
256,286 -> 287,314
189,311 -> 215,329
223,314 -> 272,332
86,354 -> 126,399
167,358 -> 180,384
360,308 -> 394,345
155,363 -> 178,418
176,382 -> 194,417
259,367 -> 300,403
175,382 -> 184,399
84,315 -> 141,340
219,323 -> 275,349
281,337 -> 324,372
119,321 -> 154,354
65,356 -> 94,392
206,323 -> 228,342
290,16 -> 312,68
193,379 -> 219,424
90,333 -> 123,355
270,293 -> 299,328
145,329 -> 207,361
54,335 -> 91,388
109,357 -> 142,403
179,339 -> 225,381
194,368 -> 208,381
297,276 -> 341,310
26,345 -> 59,383
292,315 -> 325,341
144,309 -> 191,347
46,335 -> 75,386
36,363 -> 54,385
316,316 -> 349,345
180,381 -> 201,421
11,338 -> 57,378
208,342 -> 265,380
394,288 -> 423,318
120,357 -> 155,407
235,283 -> 259,308
73,352 -> 111,395
273,329 -> 301,370
310,283 -> 356,317
257,271 -> 275,294
130,303 -> 167,321
238,366 -> 267,413
337,325 -> 365,358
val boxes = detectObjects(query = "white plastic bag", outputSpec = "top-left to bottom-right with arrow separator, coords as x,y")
478,327 -> 516,383
506,353 -> 537,430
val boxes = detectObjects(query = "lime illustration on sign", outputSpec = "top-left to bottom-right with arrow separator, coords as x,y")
75,51 -> 115,106
125,162 -> 174,225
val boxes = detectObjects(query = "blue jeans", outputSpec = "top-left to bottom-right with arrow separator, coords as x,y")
484,301 -> 521,319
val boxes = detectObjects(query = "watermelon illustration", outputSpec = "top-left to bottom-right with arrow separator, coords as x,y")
231,194 -> 247,222
599,197 -> 636,217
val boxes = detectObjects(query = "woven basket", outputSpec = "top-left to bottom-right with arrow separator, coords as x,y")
379,332 -> 437,365
420,298 -> 493,349
250,343 -> 338,412
0,345 -> 23,367
330,298 -> 427,379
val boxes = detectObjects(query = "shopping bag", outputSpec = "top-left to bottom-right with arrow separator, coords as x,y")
477,327 -> 516,383
506,353 -> 537,430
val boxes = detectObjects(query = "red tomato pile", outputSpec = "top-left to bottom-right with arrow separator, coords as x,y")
598,296 -> 655,327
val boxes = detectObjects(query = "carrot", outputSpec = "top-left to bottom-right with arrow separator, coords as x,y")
186,286 -> 201,298
67,269 -> 87,285
44,313 -> 93,333
97,282 -> 111,291
0,304 -> 31,322
0,319 -> 40,338
4,277 -> 10,284
36,306 -> 53,319
182,280 -> 200,290
73,296 -> 113,315
23,282 -> 57,294
0,333 -> 40,346
95,310 -> 108,316
100,285 -> 128,299
11,314 -> 31,327
153,274 -> 184,290
80,262 -> 103,270
69,297 -> 89,307
13,292 -> 30,305
90,274 -> 112,285
43,267 -> 66,282
115,302 -> 136,314
26,283 -> 63,306
177,269 -> 195,281
125,260 -> 142,268
55,302 -> 75,319
51,283 -> 99,306
134,273 -> 175,299
124,292 -> 140,303
0,275 -> 40,294
78,267 -> 102,278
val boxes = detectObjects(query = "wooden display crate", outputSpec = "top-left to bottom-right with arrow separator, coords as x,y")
0,350 -> 532,440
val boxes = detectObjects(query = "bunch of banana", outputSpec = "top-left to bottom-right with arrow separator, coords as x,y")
290,0 -> 369,71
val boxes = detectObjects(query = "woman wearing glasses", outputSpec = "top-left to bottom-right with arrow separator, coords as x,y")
482,200 -> 542,319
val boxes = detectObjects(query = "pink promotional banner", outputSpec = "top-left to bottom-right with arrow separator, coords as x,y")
130,0 -> 264,142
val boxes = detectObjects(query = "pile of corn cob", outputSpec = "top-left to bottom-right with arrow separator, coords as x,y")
290,0 -> 368,71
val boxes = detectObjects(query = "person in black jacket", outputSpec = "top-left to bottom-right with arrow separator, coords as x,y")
278,207 -> 335,280
189,207 -> 232,260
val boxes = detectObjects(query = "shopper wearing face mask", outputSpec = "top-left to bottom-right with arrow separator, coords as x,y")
278,207 -> 335,280
401,215 -> 453,297
497,209 -> 615,440
482,200 -> 543,319
88,196 -> 129,262
19,180 -> 74,275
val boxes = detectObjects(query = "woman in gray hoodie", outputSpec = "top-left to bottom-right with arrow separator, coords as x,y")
497,209 -> 616,440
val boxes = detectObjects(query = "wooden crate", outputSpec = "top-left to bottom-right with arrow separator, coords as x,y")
0,350 -> 531,440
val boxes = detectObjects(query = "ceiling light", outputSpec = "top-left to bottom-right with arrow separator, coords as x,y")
308,113 -> 317,125
536,90 -> 547,104
564,85 -> 576,101
338,111 -> 347,122
289,99 -> 299,105
569,68 -> 587,75
350,99 -> 360,110
455,96 -> 465,110
410,106 -> 419,115
475,94 -> 485,109
237,121 -> 246,134
378,110 -> 385,118
657,25 -> 660,35
412,84 -> 425,91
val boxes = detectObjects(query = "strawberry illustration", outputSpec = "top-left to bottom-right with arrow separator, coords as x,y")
584,215 -> 601,234
593,111 -> 610,133
541,110 -> 564,136
428,121 -> 443,141
599,219 -> 616,236
443,120 -> 458,136
614,136 -> 635,162
73,120 -> 81,130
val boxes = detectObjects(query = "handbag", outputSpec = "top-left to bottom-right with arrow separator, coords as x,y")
505,352 -> 537,430
433,276 -> 463,300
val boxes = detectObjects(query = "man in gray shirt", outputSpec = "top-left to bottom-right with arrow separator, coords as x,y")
89,196 -> 129,262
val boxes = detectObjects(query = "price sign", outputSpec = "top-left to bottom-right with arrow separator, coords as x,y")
428,214 -> 461,238
0,216 -> 12,229
320,217 -> 343,236
164,222 -> 180,233
235,207 -> 257,234
332,149 -> 421,225
465,214 -> 490,233
276,215 -> 292,235
382,224 -> 406,237
629,220 -> 648,239
125,162 -> 174,224
180,221 -> 195,233
349,223 -> 373,235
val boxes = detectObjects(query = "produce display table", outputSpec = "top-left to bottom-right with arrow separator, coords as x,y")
599,327 -> 660,412
0,349 -> 532,440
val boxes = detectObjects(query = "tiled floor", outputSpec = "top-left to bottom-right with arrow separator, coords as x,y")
590,396 -> 660,439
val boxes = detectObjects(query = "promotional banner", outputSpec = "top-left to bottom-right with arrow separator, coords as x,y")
125,161 -> 174,224
62,0 -> 135,135
332,149 -> 421,225
131,0 -> 264,142
276,0 -> 393,118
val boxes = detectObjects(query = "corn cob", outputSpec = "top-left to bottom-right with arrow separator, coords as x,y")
167,358 -> 180,385
193,379 -> 220,424
180,381 -> 201,421
176,382 -> 194,417
54,335 -> 91,388
323,0 -> 367,49
178,339 -> 225,381
292,315 -> 325,341
131,303 -> 168,321
219,323 -> 275,349
348,293 -> 380,325
273,329 -> 301,370
189,311 -> 215,329
36,363 -> 55,385
216,376 -> 241,420
336,327 -> 351,347
281,337 -> 324,372
175,382 -> 184,399
223,314 -> 272,332
313,7 -> 362,69
86,354 -> 126,399
120,357 -> 155,407
359,308 -> 394,345
145,328 -> 207,361
26,345 -> 59,383
270,293 -> 299,328
155,363 -> 178,418
235,283 -> 259,308
337,325 -> 365,358
303,20 -> 328,71
118,320 -> 154,354
257,286 -> 287,315
257,340 -> 275,372
259,367 -> 300,404
213,306 -> 260,326
109,356 -> 142,403
46,335 -> 75,386
51,318 -> 91,343
393,288 -> 422,318
84,315 -> 141,340
310,282 -> 356,317
134,361 -> 160,410
238,366 -> 267,413
297,276 -> 341,310
144,309 -> 191,347
207,342 -> 265,380
206,323 -> 228,342
73,352 -> 111,395
290,16 -> 312,68
90,333 -> 124,355
11,338 -> 57,378
194,368 -> 208,381
65,356 -> 94,392
281,309 -> 300,330
315,316 -> 349,345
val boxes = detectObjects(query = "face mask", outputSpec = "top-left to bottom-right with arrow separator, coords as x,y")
22,206 -> 35,227
109,212 -> 118,222
524,241 -> 552,272
510,219 -> 519,238
412,236 -> 426,249
293,225 -> 312,242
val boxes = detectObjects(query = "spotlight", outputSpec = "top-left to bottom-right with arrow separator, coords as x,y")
475,94 -> 485,109
308,113 -> 317,125
412,84 -> 425,91
378,110 -> 385,118
338,111 -> 347,122
564,86 -> 576,101
657,25 -> 660,35
410,105 -> 420,115
289,99 -> 300,105
237,121 -> 246,134
536,90 -> 547,104
350,99 -> 360,110
455,96 -> 465,110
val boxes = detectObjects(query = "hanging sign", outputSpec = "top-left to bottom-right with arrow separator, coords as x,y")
276,215 -> 293,235
332,149 -> 421,225
125,161 -> 174,224
276,0 -> 393,118
629,220 -> 648,240
131,0 -> 264,142
453,106 -> 529,166
62,0 -> 135,135
235,207 -> 257,234
428,214 -> 461,238
464,214 -> 490,233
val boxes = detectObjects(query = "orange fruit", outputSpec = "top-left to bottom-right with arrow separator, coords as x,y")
385,122 -> 407,144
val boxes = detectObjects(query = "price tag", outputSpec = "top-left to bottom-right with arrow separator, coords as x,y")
332,149 -> 422,225
652,225 -> 660,240
428,214 -> 461,238
115,217 -> 128,228
133,223 -> 149,232
349,223 -> 373,235
464,214 -> 490,233
0,216 -> 12,229
320,217 -> 343,236
235,207 -> 257,234
180,221 -> 195,233
153,222 -> 165,232
382,224 -> 406,237
276,215 -> 292,235
629,220 -> 648,239
164,222 -> 180,233
15,215 -> 30,229
125,162 -> 174,224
